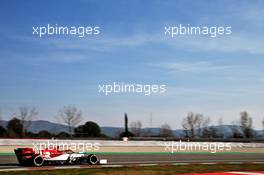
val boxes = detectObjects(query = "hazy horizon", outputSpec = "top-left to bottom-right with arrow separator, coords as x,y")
0,0 -> 264,129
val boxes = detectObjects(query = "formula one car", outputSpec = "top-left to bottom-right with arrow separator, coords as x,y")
14,147 -> 99,166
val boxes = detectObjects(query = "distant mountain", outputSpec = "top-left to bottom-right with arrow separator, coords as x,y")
100,126 -> 122,138
0,120 -> 7,128
0,120 -> 123,137
0,120 -> 263,138
0,120 -> 69,134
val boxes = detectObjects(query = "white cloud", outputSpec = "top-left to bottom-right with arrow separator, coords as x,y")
149,61 -> 235,73
165,85 -> 264,98
48,32 -> 264,56
164,33 -> 264,55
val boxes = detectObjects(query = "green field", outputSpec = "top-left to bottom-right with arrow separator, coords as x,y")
1,164 -> 264,175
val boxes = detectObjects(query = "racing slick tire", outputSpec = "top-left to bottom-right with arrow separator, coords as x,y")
34,155 -> 44,166
87,154 -> 99,165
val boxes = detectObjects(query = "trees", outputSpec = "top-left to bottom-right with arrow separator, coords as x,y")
216,118 -> 224,138
231,125 -> 244,138
125,113 -> 128,134
201,126 -> 211,138
59,105 -> 82,138
15,106 -> 38,137
200,117 -> 211,138
262,119 -> 264,136
182,112 -> 198,138
182,113 -> 200,138
0,126 -> 7,137
74,121 -> 101,137
240,111 -> 253,138
56,132 -> 70,139
7,118 -> 23,138
130,121 -> 142,137
120,113 -> 134,137
0,109 -> 5,137
37,130 -> 52,138
160,123 -> 173,137
182,112 -> 212,138
0,108 -> 2,120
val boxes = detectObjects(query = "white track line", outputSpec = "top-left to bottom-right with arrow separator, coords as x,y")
0,162 -> 264,172
0,168 -> 29,172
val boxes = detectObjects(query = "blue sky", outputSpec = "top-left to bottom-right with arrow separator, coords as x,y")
0,0 -> 264,129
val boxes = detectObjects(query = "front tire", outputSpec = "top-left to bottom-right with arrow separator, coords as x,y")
87,154 -> 98,165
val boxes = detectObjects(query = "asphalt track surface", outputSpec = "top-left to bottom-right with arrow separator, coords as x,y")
0,153 -> 264,169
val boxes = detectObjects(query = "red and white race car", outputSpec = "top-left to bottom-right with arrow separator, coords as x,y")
14,147 -> 100,166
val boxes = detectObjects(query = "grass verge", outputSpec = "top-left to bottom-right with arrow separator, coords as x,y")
0,164 -> 264,175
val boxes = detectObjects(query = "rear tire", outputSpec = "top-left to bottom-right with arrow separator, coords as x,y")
34,155 -> 44,166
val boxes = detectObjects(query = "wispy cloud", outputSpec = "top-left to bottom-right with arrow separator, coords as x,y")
149,61 -> 235,73
166,85 -> 264,97
37,33 -> 264,56
166,35 -> 264,55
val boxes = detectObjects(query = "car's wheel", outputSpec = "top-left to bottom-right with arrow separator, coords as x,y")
87,154 -> 98,165
33,155 -> 44,166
